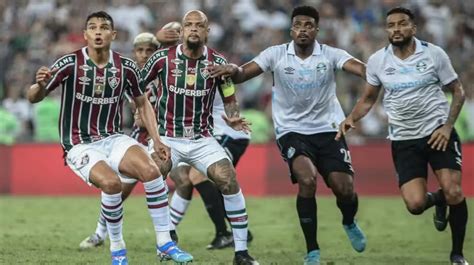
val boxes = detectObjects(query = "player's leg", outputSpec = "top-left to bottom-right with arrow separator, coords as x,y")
66,143 -> 128,264
190,137 -> 258,265
430,130 -> 468,265
79,180 -> 137,250
115,136 -> 192,263
188,167 -> 233,249
277,133 -> 320,265
168,164 -> 193,240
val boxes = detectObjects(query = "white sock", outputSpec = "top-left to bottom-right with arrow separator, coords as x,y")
169,192 -> 191,228
95,211 -> 108,239
101,191 -> 125,251
143,177 -> 172,247
223,189 -> 248,252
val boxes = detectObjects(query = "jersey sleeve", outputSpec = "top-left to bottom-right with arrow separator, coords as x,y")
366,54 -> 381,87
141,49 -> 167,88
431,45 -> 458,85
213,54 -> 237,103
326,46 -> 353,70
253,46 -> 278,72
124,60 -> 145,98
45,54 -> 75,92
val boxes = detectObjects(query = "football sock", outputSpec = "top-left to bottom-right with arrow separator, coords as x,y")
169,191 -> 191,228
95,210 -> 108,239
101,191 -> 125,251
297,195 -> 319,252
449,199 -> 467,257
425,189 -> 446,209
195,180 -> 228,234
143,177 -> 172,247
223,189 -> 248,252
336,193 -> 359,225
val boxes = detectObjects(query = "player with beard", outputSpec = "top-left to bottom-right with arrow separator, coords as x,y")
209,5 -> 367,265
141,10 -> 258,265
337,7 -> 468,265
27,11 -> 192,265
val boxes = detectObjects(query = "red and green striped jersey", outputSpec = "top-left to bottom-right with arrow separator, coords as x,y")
46,47 -> 144,151
141,44 -> 231,138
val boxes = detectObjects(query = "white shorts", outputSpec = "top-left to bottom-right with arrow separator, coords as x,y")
148,136 -> 230,176
66,134 -> 140,185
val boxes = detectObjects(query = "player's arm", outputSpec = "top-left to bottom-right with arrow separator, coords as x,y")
219,78 -> 251,133
427,79 -> 465,151
209,61 -> 263,84
342,58 -> 366,80
335,82 -> 381,140
27,66 -> 57,103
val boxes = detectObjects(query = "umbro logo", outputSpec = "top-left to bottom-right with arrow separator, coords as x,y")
385,67 -> 396,75
284,67 -> 295,74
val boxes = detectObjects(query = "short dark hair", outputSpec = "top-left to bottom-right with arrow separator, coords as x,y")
291,6 -> 319,24
386,7 -> 415,21
85,11 -> 114,29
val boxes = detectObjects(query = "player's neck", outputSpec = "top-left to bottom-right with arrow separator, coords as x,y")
294,42 -> 315,60
182,44 -> 204,59
87,47 -> 110,68
392,39 -> 416,60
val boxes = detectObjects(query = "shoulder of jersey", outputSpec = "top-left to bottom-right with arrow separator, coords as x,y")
209,48 -> 228,65
120,54 -> 141,73
51,50 -> 79,70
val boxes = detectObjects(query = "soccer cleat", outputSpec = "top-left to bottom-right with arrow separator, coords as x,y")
451,255 -> 469,265
157,241 -> 193,264
111,249 -> 128,265
233,251 -> 259,265
79,233 -> 104,250
343,221 -> 367,252
170,230 -> 179,243
433,203 -> 448,231
207,230 -> 234,250
303,250 -> 320,265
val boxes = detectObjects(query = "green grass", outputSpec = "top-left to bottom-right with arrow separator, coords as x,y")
0,196 -> 473,265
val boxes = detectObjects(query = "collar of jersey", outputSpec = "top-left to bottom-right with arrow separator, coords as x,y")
287,40 -> 321,56
81,47 -> 114,68
388,37 -> 424,56
176,44 -> 208,60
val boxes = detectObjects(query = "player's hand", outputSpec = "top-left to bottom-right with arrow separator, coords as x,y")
209,64 -> 239,78
36,67 -> 57,89
153,140 -> 171,161
335,117 -> 356,141
222,115 -> 252,134
156,28 -> 180,45
427,124 -> 452,151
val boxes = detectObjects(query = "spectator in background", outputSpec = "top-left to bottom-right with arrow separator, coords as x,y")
0,106 -> 19,145
2,79 -> 32,141
33,89 -> 60,142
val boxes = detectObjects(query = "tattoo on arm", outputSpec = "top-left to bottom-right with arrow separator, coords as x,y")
224,100 -> 240,118
446,80 -> 465,127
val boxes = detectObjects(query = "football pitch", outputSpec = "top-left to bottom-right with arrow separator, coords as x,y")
0,196 -> 472,265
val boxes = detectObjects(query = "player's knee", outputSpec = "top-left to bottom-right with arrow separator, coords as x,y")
444,185 -> 464,205
139,164 -> 161,182
406,200 -> 425,215
100,177 -> 122,194
214,172 -> 238,194
332,181 -> 354,200
297,175 -> 316,189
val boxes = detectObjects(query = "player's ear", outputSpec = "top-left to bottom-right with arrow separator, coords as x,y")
83,30 -> 87,41
112,30 -> 117,41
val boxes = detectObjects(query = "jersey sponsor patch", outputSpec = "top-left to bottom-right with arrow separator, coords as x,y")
287,146 -> 296,159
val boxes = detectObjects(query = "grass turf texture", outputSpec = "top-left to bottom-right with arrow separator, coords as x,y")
0,196 -> 472,265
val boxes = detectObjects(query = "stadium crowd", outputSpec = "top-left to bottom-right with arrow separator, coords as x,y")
1,0 -> 473,145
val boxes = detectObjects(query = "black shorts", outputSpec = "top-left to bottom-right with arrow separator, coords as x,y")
215,135 -> 250,166
391,129 -> 462,187
276,132 -> 354,185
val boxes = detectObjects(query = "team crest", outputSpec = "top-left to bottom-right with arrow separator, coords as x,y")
200,68 -> 210,79
80,154 -> 90,167
108,76 -> 120,90
316,63 -> 327,73
287,146 -> 296,159
416,61 -> 428,72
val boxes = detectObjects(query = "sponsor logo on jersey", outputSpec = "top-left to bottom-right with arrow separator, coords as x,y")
169,85 -> 209,96
171,69 -> 183,77
108,76 -> 120,90
284,67 -> 295,74
80,154 -> 89,167
54,56 -> 74,69
79,64 -> 92,72
78,76 -> 91,85
171,58 -> 183,65
75,92 -> 119,104
416,61 -> 428,72
201,59 -> 212,66
109,66 -> 119,74
187,67 -> 196,74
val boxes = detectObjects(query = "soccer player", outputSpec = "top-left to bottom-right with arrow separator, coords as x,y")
209,5 -> 367,265
142,10 -> 259,265
336,7 -> 468,265
167,89 -> 252,250
27,11 -> 192,265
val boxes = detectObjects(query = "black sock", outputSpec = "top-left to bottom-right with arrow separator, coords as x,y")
296,196 -> 319,252
449,199 -> 468,257
195,180 -> 228,234
336,193 -> 358,225
425,189 -> 446,209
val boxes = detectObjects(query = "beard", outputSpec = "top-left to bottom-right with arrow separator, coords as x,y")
186,38 -> 202,50
389,35 -> 412,47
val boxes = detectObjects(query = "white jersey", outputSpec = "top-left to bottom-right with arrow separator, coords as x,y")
366,38 -> 458,141
212,91 -> 250,140
253,41 -> 353,139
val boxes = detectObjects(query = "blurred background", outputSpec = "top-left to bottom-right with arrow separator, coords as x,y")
0,0 -> 473,145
